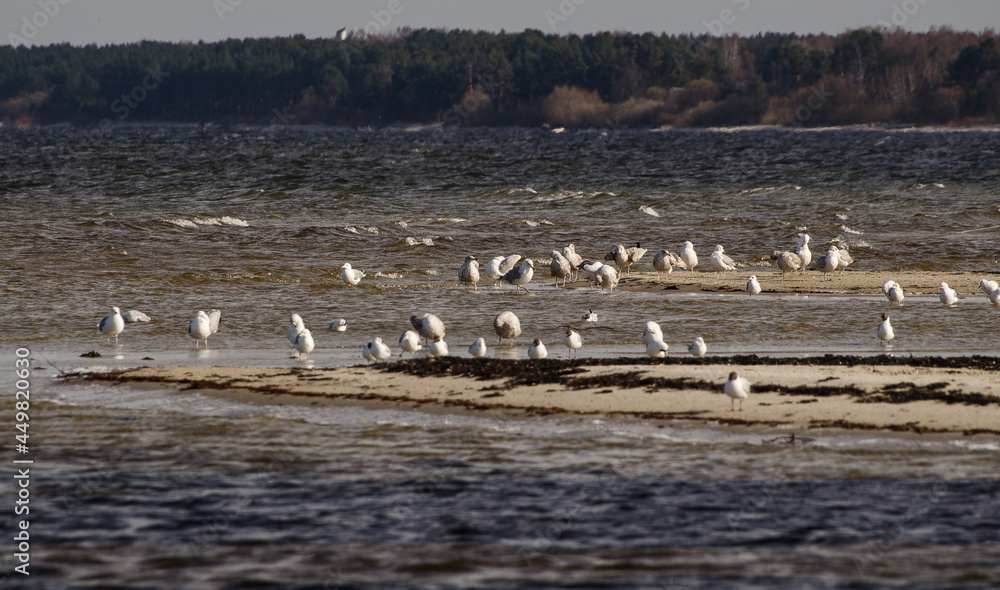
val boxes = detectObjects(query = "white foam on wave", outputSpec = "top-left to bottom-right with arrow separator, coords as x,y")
639,205 -> 661,217
839,225 -> 863,235
736,185 -> 801,196
161,216 -> 249,228
404,237 -> 435,246
414,217 -> 468,224
345,225 -> 380,235
836,213 -> 849,221
371,272 -> 403,279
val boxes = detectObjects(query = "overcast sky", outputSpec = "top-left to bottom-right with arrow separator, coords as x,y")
3,0 -> 998,47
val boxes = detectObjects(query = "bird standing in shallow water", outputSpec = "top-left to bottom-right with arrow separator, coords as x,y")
646,339 -> 668,359
528,339 -> 547,359
939,282 -> 958,305
287,314 -> 305,346
642,321 -> 663,345
294,329 -> 315,359
399,330 -> 422,359
723,372 -> 750,411
99,306 -> 125,345
458,255 -> 480,291
340,263 -> 365,286
429,336 -> 449,358
188,311 -> 212,349
564,329 -> 582,358
747,275 -> 762,296
493,311 -> 521,345
469,338 -> 488,358
501,259 -> 535,294
877,313 -> 894,345
689,337 -> 707,358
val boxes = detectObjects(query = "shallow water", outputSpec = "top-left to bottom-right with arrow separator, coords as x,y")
1,125 -> 999,588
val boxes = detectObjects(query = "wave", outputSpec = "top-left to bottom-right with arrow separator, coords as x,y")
839,225 -> 863,235
370,272 -> 403,279
403,237 -> 435,246
736,185 -> 802,196
509,219 -> 554,227
345,225 -> 380,235
413,217 -> 468,224
639,205 -> 661,217
160,216 -> 249,228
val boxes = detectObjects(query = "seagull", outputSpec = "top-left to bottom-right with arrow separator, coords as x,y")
98,306 -> 125,345
429,336 -> 449,358
747,275 -> 762,296
398,330 -> 422,359
562,244 -> 584,281
883,280 -> 905,304
836,246 -> 854,272
122,310 -> 151,323
679,241 -> 698,271
709,245 -> 737,272
688,337 -> 707,358
293,329 -> 315,359
188,311 -> 212,349
979,279 -> 999,296
207,309 -> 222,335
564,329 -> 582,358
287,314 -> 305,346
469,338 -> 488,358
582,309 -> 598,322
652,249 -> 679,280
813,246 -> 840,279
498,254 -> 522,276
580,260 -> 604,286
771,250 -> 802,273
483,256 -> 507,287
642,321 -> 663,345
723,371 -> 750,411
625,242 -> 647,276
410,313 -> 445,343
528,339 -> 547,359
794,234 -> 812,269
329,319 -> 347,332
340,263 -> 365,286
362,341 -> 376,362
990,287 -> 1000,305
371,337 -> 392,361
877,313 -> 894,345
493,311 -> 522,345
646,338 -> 669,359
595,265 -> 619,294
458,256 -> 480,291
501,259 -> 535,294
604,244 -> 628,272
939,282 -> 958,305
550,249 -> 572,287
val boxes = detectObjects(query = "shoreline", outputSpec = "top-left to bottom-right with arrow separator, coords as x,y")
79,355 -> 1000,437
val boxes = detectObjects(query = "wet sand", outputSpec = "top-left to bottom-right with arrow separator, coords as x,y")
82,355 -> 1000,436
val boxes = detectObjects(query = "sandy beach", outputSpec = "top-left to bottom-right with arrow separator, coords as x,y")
82,354 -> 1000,436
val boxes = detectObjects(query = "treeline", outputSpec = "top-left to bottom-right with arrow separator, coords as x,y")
1,27 -> 999,128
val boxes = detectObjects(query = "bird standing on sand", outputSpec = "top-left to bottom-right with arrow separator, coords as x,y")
624,242 -> 647,276
410,313 -> 445,343
836,246 -> 854,271
371,337 -> 392,361
550,250 -> 572,287
564,329 -> 582,358
469,338 -> 488,358
528,339 -> 547,359
501,259 -> 535,294
99,306 -> 125,345
814,246 -> 840,279
883,280 -> 905,304
723,371 -> 750,411
605,244 -> 628,273
747,275 -> 762,296
990,288 -> 1000,305
493,311 -> 522,345
294,329 -> 315,359
709,245 -> 737,272
794,234 -> 812,269
689,337 -> 707,358
877,313 -> 894,345
939,282 -> 958,305
595,265 -> 619,294
562,244 -> 584,281
399,330 -> 422,359
979,279 -> 999,296
653,249 -> 683,280
458,256 -> 480,291
680,241 -> 698,271
429,336 -> 449,358
771,250 -> 802,273
580,260 -> 604,286
340,263 -> 365,286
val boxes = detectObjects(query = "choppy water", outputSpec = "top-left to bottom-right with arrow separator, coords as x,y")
1,125 -> 999,588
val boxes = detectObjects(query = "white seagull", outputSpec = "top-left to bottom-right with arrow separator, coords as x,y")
340,263 -> 365,286
652,249 -> 680,280
794,234 -> 812,269
562,244 -> 584,281
877,313 -> 894,345
990,287 -> 1000,305
399,330 -> 423,359
723,371 -> 751,411
527,339 -> 547,359
564,329 -> 582,358
688,337 -> 707,358
287,314 -> 305,346
458,255 -> 480,291
814,246 -> 840,279
501,259 -> 535,294
550,249 -> 573,287
371,337 -> 392,361
642,321 -> 663,345
329,319 -> 347,332
410,313 -> 445,343
771,250 -> 802,273
493,310 -> 522,345
294,329 -> 315,359
883,280 -> 905,304
483,256 -> 507,286
469,338 -> 488,358
98,306 -> 125,345
979,279 -> 999,296
939,282 -> 958,305
595,265 -> 619,294
429,336 -> 449,358
582,309 -> 598,322
580,260 -> 605,286
709,245 -> 737,272
646,339 -> 669,359
122,310 -> 151,323
362,341 -> 376,362
188,311 -> 212,349
679,241 -> 698,271
747,275 -> 762,296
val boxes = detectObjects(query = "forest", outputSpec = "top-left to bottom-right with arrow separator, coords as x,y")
1,27 -> 998,128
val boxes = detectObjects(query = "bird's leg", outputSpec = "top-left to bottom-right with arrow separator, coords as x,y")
739,400 -> 743,411
731,398 -> 735,411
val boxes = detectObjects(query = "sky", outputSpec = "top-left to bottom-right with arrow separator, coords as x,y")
3,0 -> 998,47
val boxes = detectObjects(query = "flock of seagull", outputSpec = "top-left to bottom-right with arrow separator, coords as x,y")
95,233 -> 999,412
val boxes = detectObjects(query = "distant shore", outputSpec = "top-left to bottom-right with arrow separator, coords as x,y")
82,355 -> 1000,436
